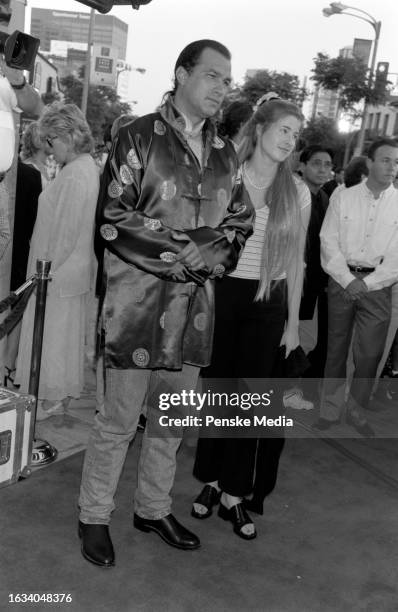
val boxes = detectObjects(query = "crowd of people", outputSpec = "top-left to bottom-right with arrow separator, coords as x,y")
2,38 -> 398,568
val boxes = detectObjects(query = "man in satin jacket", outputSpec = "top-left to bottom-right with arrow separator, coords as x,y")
78,39 -> 254,567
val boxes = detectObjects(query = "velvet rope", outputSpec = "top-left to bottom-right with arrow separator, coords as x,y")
0,279 -> 37,340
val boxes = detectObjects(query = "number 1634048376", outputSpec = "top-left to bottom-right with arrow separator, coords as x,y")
9,593 -> 72,604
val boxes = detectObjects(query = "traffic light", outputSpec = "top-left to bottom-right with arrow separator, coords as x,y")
75,0 -> 152,12
374,61 -> 389,96
0,0 -> 12,25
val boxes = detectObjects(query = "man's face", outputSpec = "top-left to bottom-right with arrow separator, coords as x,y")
300,151 -> 333,191
367,145 -> 398,189
176,48 -> 232,122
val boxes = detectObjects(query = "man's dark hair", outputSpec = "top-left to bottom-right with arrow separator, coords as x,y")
367,138 -> 398,160
219,100 -> 252,141
171,39 -> 231,94
344,156 -> 368,188
299,144 -> 334,164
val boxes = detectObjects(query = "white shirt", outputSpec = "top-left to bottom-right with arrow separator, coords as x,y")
0,76 -> 17,173
231,176 -> 311,280
320,181 -> 398,291
178,109 -> 205,166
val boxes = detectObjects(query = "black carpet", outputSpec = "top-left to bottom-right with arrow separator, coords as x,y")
1,435 -> 398,612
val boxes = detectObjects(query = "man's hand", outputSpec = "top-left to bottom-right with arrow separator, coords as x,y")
172,231 -> 207,271
0,58 -> 24,87
0,58 -> 43,117
344,278 -> 368,301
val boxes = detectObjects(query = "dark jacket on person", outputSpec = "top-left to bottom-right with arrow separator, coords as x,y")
300,187 -> 329,320
97,96 -> 254,370
10,160 -> 41,290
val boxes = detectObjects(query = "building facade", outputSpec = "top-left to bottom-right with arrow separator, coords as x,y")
366,97 -> 398,140
29,52 -> 60,98
30,8 -> 128,62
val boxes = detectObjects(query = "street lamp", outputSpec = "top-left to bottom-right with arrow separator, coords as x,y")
116,64 -> 145,87
322,2 -> 382,155
115,64 -> 146,92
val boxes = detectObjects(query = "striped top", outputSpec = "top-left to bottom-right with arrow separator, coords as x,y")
230,176 -> 311,280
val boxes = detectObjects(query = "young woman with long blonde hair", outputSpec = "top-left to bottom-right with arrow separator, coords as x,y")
192,95 -> 311,539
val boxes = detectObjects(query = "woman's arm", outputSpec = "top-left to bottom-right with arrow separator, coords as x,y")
281,201 -> 311,357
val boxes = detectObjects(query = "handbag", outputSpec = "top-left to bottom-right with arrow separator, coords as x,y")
272,345 -> 310,378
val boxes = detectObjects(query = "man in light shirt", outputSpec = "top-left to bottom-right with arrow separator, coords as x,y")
314,138 -> 398,437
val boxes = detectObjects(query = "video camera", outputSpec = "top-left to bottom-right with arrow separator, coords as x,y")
0,30 -> 40,72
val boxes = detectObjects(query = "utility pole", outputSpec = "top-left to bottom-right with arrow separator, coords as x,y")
81,8 -> 95,116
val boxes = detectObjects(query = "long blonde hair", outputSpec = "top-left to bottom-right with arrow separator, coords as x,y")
238,99 -> 304,300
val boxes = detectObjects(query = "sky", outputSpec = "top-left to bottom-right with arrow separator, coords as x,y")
25,0 -> 398,117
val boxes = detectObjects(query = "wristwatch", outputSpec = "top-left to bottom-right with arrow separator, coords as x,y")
10,76 -> 27,90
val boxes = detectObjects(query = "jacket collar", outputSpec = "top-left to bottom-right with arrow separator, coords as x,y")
160,95 -> 218,143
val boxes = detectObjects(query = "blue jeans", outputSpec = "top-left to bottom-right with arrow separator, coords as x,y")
79,364 -> 199,523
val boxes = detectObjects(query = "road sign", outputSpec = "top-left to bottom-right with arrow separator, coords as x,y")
90,44 -> 118,87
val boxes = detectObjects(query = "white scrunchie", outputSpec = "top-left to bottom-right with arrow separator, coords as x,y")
253,91 -> 280,112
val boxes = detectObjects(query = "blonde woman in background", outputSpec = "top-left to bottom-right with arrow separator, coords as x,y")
20,121 -> 52,189
15,103 -> 100,419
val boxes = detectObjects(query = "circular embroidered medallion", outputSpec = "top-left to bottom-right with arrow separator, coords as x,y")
120,164 -> 134,185
213,264 -> 225,276
132,348 -> 150,368
127,148 -> 142,169
100,224 -> 118,241
144,217 -> 162,231
194,313 -> 207,331
224,229 -> 236,244
212,136 -> 225,149
217,188 -> 228,208
154,120 -> 166,135
160,251 -> 177,263
160,180 -> 177,201
108,180 -> 123,198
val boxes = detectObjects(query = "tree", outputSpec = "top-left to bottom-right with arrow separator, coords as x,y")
311,52 -> 391,111
59,74 -> 133,142
301,116 -> 346,165
239,69 -> 306,106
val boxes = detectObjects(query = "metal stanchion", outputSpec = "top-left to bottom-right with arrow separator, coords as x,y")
27,260 -> 58,467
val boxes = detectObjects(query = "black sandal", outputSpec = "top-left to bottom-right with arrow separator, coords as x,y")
191,485 -> 221,519
218,502 -> 257,540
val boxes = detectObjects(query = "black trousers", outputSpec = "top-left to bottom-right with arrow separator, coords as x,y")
193,276 -> 286,499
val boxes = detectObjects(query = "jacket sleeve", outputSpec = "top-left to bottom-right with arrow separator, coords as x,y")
183,181 -> 254,278
98,125 -> 215,285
